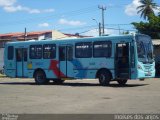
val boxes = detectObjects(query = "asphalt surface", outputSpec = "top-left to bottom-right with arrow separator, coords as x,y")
0,77 -> 160,114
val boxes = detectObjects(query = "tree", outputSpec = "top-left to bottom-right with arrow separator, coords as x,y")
132,14 -> 160,39
137,0 -> 158,20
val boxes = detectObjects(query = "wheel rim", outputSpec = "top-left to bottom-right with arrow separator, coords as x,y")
36,72 -> 44,83
99,74 -> 105,82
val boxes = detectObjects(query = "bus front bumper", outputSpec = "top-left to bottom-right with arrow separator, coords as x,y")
137,70 -> 155,79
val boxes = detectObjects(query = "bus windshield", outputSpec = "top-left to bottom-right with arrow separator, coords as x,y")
136,35 -> 154,63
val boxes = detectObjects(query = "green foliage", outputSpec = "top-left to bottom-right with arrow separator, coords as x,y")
137,0 -> 158,20
134,0 -> 160,39
132,14 -> 160,39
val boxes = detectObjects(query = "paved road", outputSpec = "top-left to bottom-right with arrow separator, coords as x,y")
0,78 -> 160,114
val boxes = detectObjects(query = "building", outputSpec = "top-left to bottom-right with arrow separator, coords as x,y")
152,39 -> 160,63
0,30 -> 87,48
152,39 -> 160,77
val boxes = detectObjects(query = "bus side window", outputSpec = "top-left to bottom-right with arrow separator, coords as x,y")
59,47 -> 66,61
16,49 -> 22,62
30,45 -> 42,59
43,44 -> 56,59
93,41 -> 112,57
24,49 -> 28,62
8,46 -> 14,60
67,46 -> 73,61
75,42 -> 92,58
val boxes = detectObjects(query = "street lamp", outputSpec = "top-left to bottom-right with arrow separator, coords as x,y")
92,18 -> 101,36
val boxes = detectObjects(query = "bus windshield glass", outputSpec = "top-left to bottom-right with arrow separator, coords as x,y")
136,35 -> 154,63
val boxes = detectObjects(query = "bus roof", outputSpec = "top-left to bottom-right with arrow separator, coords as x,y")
5,34 -> 136,45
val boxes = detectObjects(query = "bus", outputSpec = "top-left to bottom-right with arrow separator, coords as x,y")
4,34 -> 155,86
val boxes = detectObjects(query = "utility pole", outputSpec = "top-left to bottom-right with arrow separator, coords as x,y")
24,28 -> 27,41
98,5 -> 106,35
99,22 -> 101,36
92,18 -> 101,36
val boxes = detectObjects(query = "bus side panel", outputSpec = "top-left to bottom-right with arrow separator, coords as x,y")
72,58 -> 115,79
45,70 -> 58,79
27,59 -> 58,79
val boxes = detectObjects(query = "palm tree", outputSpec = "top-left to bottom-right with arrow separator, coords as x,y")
137,0 -> 158,20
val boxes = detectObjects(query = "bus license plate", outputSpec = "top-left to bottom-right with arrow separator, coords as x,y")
145,72 -> 151,76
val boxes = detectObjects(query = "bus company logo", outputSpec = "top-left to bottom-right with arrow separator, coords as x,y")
2,114 -> 18,120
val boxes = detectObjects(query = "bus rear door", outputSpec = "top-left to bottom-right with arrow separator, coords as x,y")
16,48 -> 28,77
115,43 -> 131,79
59,45 -> 74,79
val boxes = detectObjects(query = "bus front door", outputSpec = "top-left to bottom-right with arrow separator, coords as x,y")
16,48 -> 28,77
115,43 -> 130,79
59,45 -> 74,78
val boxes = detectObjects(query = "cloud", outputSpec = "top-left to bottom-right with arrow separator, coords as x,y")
82,29 -> 119,37
125,0 -> 141,16
125,0 -> 160,16
0,0 -> 54,14
38,23 -> 49,27
0,0 -> 16,7
59,18 -> 86,26
154,7 -> 160,14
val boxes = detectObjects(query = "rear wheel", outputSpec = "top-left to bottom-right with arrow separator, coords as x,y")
117,79 -> 128,86
98,70 -> 111,86
34,70 -> 49,85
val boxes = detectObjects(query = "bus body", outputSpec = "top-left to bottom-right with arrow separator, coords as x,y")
4,34 -> 155,85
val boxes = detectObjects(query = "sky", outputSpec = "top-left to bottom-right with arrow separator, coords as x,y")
0,0 -> 159,36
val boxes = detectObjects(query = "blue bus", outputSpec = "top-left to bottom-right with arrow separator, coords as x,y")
4,34 -> 155,86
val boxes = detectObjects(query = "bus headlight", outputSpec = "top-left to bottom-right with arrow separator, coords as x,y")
138,64 -> 143,70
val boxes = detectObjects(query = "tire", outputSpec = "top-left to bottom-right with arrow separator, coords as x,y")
117,79 -> 128,86
34,70 -> 49,85
98,70 -> 111,86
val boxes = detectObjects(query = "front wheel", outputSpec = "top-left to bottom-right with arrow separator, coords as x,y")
117,79 -> 128,86
34,70 -> 49,85
98,70 -> 111,86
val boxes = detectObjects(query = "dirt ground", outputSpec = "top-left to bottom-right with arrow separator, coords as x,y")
0,77 -> 160,114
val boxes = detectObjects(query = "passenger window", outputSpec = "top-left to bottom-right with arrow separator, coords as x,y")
67,46 -> 73,61
93,41 -> 112,57
8,46 -> 14,60
30,45 -> 42,59
43,44 -> 56,59
16,49 -> 22,62
75,42 -> 92,58
59,47 -> 66,61
23,49 -> 28,62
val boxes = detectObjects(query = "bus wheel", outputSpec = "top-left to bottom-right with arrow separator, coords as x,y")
117,79 -> 128,86
98,70 -> 111,86
34,70 -> 49,85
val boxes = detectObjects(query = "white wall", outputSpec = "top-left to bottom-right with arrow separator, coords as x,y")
0,48 -> 4,70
